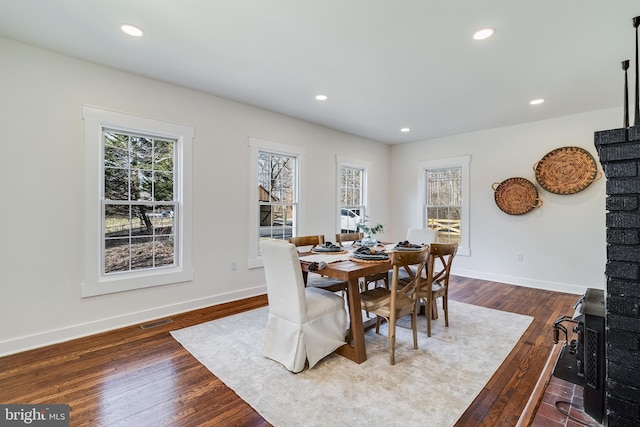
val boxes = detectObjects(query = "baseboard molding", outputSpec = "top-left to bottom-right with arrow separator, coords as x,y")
452,268 -> 591,295
0,285 -> 267,357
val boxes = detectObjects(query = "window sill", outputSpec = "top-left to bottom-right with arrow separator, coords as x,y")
82,268 -> 194,297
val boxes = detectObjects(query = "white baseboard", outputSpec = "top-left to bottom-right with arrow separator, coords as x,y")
452,268 -> 599,295
0,285 -> 267,357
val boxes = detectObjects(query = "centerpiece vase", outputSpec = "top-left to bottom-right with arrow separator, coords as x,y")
361,233 -> 378,248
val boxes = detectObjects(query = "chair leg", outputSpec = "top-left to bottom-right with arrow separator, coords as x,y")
375,315 -> 381,334
443,295 -> 449,327
411,307 -> 418,349
426,297 -> 432,337
389,316 -> 396,365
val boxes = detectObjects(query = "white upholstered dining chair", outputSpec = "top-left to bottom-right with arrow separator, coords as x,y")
406,228 -> 438,245
397,228 -> 438,282
260,239 -> 347,373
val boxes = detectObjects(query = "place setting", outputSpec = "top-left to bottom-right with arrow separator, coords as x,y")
391,240 -> 427,251
310,241 -> 348,255
350,246 -> 390,262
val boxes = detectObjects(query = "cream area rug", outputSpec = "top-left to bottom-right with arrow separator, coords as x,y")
171,301 -> 533,427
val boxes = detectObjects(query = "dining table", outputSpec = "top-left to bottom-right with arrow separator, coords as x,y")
299,244 -> 394,364
299,242 -> 440,364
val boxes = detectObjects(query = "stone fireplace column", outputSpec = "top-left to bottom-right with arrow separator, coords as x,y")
594,125 -> 640,426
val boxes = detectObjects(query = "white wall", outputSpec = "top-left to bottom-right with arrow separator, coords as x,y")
390,109 -> 618,295
0,38 -> 390,355
0,35 -> 618,356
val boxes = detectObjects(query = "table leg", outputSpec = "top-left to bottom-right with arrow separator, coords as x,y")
335,277 -> 367,363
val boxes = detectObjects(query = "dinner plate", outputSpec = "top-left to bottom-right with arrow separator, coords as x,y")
393,246 -> 424,251
352,253 -> 389,260
311,248 -> 342,253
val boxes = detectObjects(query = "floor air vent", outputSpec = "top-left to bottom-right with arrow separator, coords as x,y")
140,318 -> 173,330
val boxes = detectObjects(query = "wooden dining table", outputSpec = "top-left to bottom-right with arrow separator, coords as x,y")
299,244 -> 439,364
300,249 -> 392,364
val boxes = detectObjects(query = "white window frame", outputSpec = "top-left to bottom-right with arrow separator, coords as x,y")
417,155 -> 470,256
248,137 -> 305,269
82,106 -> 193,297
336,156 -> 369,233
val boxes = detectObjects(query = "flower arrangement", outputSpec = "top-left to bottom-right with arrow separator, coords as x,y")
357,216 -> 383,247
357,216 -> 384,235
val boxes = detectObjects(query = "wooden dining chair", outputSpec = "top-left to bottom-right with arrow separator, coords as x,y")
289,234 -> 324,252
397,228 -> 438,282
413,243 -> 458,337
335,232 -> 389,292
288,235 -> 348,293
360,246 -> 429,365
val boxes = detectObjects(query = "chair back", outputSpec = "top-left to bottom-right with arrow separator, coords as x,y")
406,228 -> 438,245
288,235 -> 324,252
390,247 -> 430,296
259,239 -> 308,323
335,232 -> 363,247
424,243 -> 458,293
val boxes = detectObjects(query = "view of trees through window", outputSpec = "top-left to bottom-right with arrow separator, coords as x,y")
425,167 -> 461,244
258,151 -> 296,240
340,166 -> 364,232
103,130 -> 176,274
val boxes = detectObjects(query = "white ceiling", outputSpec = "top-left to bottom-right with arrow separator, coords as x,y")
1,1 -> 639,144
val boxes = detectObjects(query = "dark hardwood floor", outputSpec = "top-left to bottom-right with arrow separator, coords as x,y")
0,276 -> 579,426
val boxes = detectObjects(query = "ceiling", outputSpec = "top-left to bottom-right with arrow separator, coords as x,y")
0,1 -> 638,144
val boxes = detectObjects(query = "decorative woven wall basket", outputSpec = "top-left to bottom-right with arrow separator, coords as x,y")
533,146 -> 602,195
492,177 -> 543,215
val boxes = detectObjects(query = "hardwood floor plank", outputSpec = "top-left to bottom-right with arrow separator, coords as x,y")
0,281 -> 579,426
449,278 -> 578,426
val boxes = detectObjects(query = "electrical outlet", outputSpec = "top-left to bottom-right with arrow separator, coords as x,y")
231,260 -> 237,271
516,253 -> 524,262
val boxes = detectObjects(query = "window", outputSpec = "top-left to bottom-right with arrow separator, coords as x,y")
82,106 -> 193,297
337,160 -> 368,233
248,138 -> 304,268
103,130 -> 177,274
418,156 -> 470,256
258,151 -> 297,240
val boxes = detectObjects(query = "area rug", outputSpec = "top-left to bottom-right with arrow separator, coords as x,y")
171,301 -> 533,427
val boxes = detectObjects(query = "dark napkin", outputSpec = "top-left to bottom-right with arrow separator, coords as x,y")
312,242 -> 342,252
394,240 -> 423,249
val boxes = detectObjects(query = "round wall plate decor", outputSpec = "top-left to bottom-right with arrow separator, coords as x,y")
534,146 -> 600,194
492,177 -> 543,215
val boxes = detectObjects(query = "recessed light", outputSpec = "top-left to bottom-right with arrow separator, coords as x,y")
121,24 -> 144,37
400,128 -> 411,133
315,94 -> 328,101
473,28 -> 495,40
530,99 -> 545,105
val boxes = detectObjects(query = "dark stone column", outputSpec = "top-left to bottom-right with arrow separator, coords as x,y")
595,125 -> 640,426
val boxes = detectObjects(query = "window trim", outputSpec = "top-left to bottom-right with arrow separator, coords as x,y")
336,156 -> 369,233
82,105 -> 194,297
417,155 -> 470,256
248,137 -> 305,269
